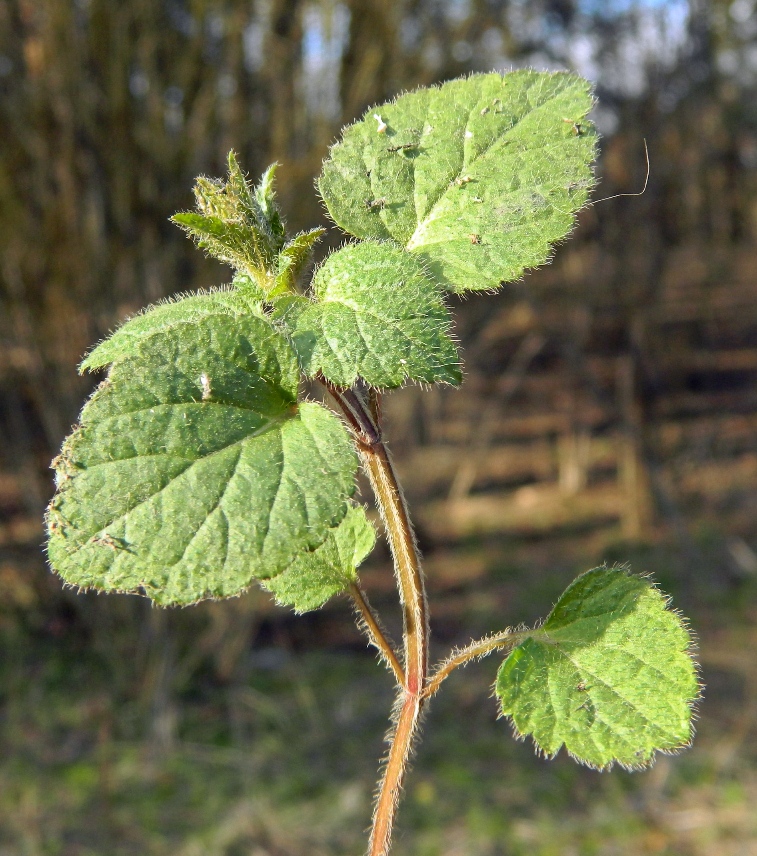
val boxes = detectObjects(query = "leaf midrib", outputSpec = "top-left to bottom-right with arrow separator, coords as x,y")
405,82 -> 573,250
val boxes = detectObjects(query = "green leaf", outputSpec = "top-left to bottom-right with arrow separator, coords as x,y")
273,228 -> 326,296
318,70 -> 597,293
80,289 -> 262,372
261,506 -> 376,613
48,313 -> 364,606
496,567 -> 699,770
171,210 -> 276,291
231,271 -> 268,304
171,153 -> 286,290
254,161 -> 286,247
275,241 -> 461,388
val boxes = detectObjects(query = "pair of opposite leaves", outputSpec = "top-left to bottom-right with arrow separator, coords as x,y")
45,71 -> 698,770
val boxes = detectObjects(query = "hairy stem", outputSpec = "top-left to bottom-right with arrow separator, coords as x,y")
423,630 -> 529,702
325,382 -> 428,856
349,581 -> 405,686
361,445 -> 427,856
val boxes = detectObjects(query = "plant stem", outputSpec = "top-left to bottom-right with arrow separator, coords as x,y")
324,382 -> 428,856
361,445 -> 427,856
349,582 -> 405,686
423,630 -> 529,702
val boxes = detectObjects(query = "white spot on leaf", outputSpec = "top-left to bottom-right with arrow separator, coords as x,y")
200,373 -> 212,400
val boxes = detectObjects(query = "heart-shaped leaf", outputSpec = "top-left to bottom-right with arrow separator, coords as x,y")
48,312 -> 367,605
496,567 -> 699,770
319,70 -> 597,293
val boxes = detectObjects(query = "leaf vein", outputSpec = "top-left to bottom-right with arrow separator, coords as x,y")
407,87 -> 578,248
166,445 -> 243,572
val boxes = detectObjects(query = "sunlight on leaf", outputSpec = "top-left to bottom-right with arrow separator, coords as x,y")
320,70 -> 597,293
496,567 -> 699,770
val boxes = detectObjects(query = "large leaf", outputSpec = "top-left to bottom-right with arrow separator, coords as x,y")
275,241 -> 461,388
81,289 -> 262,372
496,567 -> 699,770
48,313 -> 365,606
319,70 -> 597,293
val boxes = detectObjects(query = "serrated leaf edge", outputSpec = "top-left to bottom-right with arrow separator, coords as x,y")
317,69 -> 599,293
494,565 -> 702,772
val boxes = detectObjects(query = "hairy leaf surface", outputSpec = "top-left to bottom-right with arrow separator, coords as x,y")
496,567 -> 698,770
81,289 -> 262,372
319,70 -> 596,292
274,228 -> 326,295
253,162 -> 286,247
172,153 -> 287,291
262,506 -> 376,613
48,314 -> 364,605
275,241 -> 460,387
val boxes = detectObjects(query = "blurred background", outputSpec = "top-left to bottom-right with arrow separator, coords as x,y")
2,0 -> 757,853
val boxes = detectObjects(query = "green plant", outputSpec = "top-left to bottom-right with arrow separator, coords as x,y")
46,71 -> 699,856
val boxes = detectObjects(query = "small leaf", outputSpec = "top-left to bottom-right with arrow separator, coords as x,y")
496,567 -> 699,770
231,271 -> 268,304
172,154 -> 286,290
261,506 -> 376,612
275,241 -> 461,388
273,228 -> 326,296
254,162 -> 286,247
319,70 -> 597,293
80,289 -> 261,372
48,313 -> 363,606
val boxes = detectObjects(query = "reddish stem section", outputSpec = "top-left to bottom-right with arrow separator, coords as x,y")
369,690 -> 422,856
324,382 -> 428,856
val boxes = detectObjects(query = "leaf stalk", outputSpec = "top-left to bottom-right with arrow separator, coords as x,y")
423,630 -> 529,702
349,581 -> 405,686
